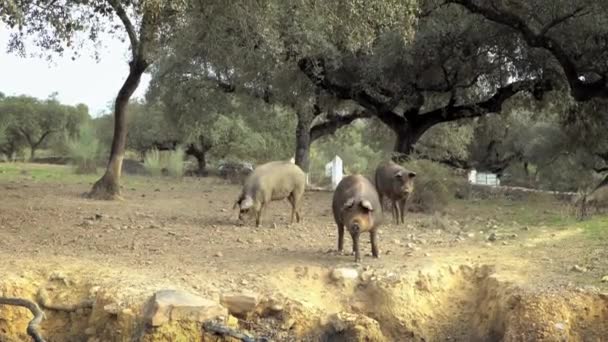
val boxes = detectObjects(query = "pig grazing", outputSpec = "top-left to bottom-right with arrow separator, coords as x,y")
584,185 -> 608,214
374,161 -> 416,224
332,174 -> 383,262
233,160 -> 306,227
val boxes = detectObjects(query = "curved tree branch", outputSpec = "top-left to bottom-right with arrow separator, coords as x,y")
0,297 -> 46,342
310,110 -> 374,142
108,0 -> 139,61
447,0 -> 608,101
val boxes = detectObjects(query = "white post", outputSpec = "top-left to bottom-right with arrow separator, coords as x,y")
331,155 -> 343,190
468,169 -> 477,184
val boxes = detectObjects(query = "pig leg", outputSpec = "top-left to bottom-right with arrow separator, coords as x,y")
287,194 -> 296,224
337,223 -> 345,252
398,198 -> 406,224
392,200 -> 399,224
255,203 -> 265,227
370,229 -> 379,258
351,231 -> 361,262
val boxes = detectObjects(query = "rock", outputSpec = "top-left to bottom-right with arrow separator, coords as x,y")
330,268 -> 359,281
570,265 -> 587,273
601,275 -> 608,283
324,313 -> 386,341
85,327 -> 96,336
487,232 -> 497,242
104,303 -> 121,315
143,289 -> 227,327
214,252 -> 223,257
509,233 -> 518,239
467,233 -> 475,238
220,291 -> 260,317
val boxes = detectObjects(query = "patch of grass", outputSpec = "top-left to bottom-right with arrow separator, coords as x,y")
166,146 -> 185,178
577,217 -> 608,240
66,123 -> 100,174
143,148 -> 163,177
0,162 -> 151,188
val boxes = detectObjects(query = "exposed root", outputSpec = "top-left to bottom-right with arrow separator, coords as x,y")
202,320 -> 270,342
36,288 -> 94,312
0,297 -> 46,342
86,173 -> 123,200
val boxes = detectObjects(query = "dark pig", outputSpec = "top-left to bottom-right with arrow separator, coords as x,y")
374,161 -> 416,224
233,160 -> 306,227
332,174 -> 383,262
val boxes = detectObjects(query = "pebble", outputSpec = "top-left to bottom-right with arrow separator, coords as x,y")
487,233 -> 497,242
214,252 -> 223,257
601,276 -> 608,283
570,265 -> 587,273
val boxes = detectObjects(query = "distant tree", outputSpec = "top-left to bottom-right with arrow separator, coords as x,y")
0,95 -> 83,159
3,0 -> 186,199
154,0 -> 418,174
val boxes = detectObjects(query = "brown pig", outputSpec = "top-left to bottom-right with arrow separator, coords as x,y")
374,161 -> 416,224
233,160 -> 306,227
584,184 -> 608,214
332,174 -> 383,262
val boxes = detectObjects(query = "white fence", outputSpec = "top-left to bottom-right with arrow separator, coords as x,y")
468,169 -> 500,187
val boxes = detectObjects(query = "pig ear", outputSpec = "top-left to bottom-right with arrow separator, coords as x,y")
394,170 -> 403,178
360,200 -> 374,212
342,198 -> 355,210
241,196 -> 254,209
408,171 -> 417,178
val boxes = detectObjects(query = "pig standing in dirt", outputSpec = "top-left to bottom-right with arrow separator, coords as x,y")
233,160 -> 306,227
582,184 -> 608,215
374,161 -> 416,224
332,174 -> 383,262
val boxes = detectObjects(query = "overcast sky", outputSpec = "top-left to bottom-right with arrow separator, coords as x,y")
0,25 -> 151,117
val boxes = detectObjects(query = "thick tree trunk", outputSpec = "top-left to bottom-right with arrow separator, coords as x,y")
29,147 -> 36,160
186,143 -> 210,176
392,123 -> 427,162
88,61 -> 148,199
294,112 -> 312,173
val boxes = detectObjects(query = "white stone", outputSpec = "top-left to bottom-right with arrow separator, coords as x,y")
143,289 -> 227,327
220,291 -> 259,316
330,267 -> 359,281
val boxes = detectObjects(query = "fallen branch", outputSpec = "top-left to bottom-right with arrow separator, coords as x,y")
0,297 -> 46,342
36,288 -> 94,312
202,320 -> 270,342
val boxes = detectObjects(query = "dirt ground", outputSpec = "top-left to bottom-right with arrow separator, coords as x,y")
0,163 -> 607,341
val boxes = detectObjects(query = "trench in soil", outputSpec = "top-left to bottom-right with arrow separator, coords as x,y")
1,264 -> 607,342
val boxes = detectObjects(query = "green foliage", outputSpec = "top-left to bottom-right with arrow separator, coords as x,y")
143,147 -> 186,178
400,158 -> 460,213
66,122 -> 100,174
166,146 -> 185,178
309,120 -> 387,184
0,94 -> 89,159
143,148 -> 163,177
415,121 -> 474,166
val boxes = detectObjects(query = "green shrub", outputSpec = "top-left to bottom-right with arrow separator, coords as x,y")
400,158 -> 459,213
143,147 -> 185,178
166,146 -> 185,178
143,148 -> 163,177
66,123 -> 100,174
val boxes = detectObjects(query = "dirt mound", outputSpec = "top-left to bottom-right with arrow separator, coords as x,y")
0,264 -> 607,341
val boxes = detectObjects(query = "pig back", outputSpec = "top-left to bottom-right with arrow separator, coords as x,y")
332,174 -> 383,227
247,161 -> 305,201
374,162 -> 401,197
